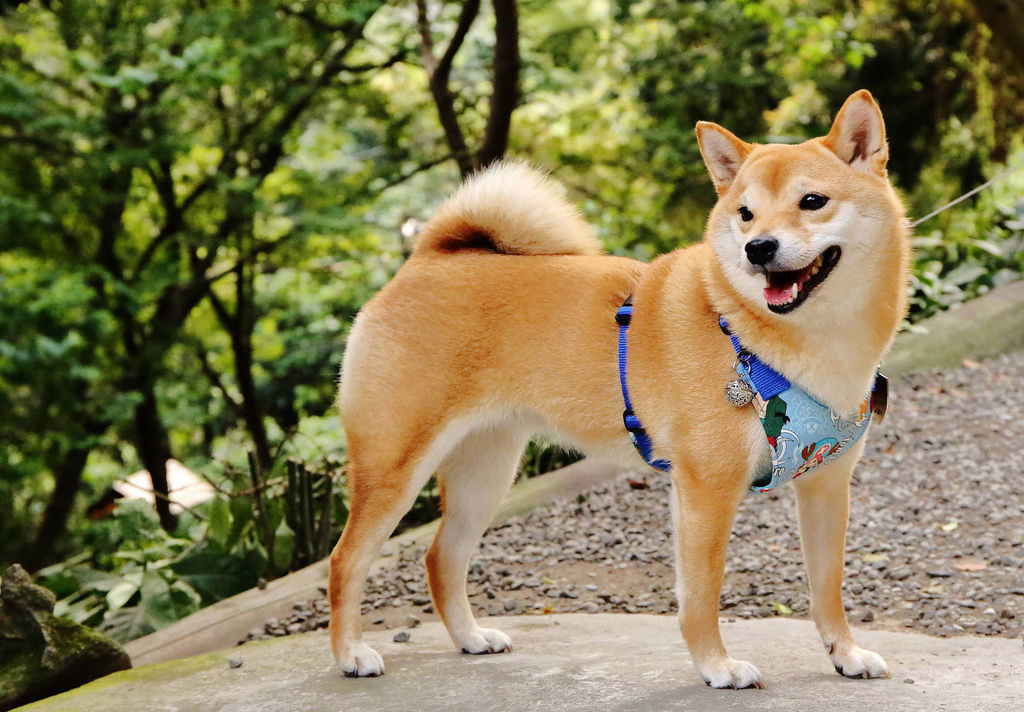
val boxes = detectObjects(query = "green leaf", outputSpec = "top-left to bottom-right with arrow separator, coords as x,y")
273,518 -> 295,574
139,571 -> 199,629
943,263 -> 987,286
105,579 -> 140,612
99,605 -> 153,643
227,495 -> 254,549
771,600 -> 793,616
171,550 -> 259,603
207,496 -> 232,547
967,239 -> 1004,257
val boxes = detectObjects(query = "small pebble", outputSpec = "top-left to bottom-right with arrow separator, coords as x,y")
228,657 -> 243,669
393,631 -> 411,643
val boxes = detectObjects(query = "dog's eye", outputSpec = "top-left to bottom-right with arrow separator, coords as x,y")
799,193 -> 829,211
738,206 -> 754,222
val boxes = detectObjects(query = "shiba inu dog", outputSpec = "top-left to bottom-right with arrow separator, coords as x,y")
328,90 -> 909,689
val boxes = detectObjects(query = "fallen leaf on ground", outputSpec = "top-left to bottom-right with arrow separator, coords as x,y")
962,358 -> 981,369
861,552 -> 890,563
941,519 -> 958,532
627,478 -> 649,490
954,560 -> 987,571
771,600 -> 793,616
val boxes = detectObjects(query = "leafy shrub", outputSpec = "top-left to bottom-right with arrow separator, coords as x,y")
37,500 -> 263,642
908,183 -> 1024,323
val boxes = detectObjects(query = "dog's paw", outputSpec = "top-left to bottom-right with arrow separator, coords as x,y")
339,641 -> 385,678
830,644 -> 890,680
697,657 -> 765,690
459,627 -> 513,655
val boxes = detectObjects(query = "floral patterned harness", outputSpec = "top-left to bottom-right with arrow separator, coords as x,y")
721,316 -> 888,491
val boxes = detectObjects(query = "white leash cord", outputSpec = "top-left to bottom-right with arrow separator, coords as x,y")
910,162 -> 1024,228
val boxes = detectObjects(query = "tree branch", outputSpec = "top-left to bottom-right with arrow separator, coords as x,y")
134,160 -> 183,278
339,47 -> 409,74
418,0 -> 479,176
415,0 -> 437,73
375,154 -> 452,192
193,336 -> 245,418
476,0 -> 520,168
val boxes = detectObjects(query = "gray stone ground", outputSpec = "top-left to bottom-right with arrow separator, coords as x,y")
23,615 -> 1024,712
247,350 -> 1024,643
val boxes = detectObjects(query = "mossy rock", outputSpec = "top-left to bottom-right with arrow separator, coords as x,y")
0,564 -> 131,711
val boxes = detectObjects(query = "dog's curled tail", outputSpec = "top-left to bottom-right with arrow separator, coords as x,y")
414,160 -> 603,256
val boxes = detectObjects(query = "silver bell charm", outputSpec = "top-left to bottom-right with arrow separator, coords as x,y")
725,378 -> 755,407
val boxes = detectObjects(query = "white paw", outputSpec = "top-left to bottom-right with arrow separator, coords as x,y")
339,641 -> 385,677
697,657 -> 765,690
458,627 -> 513,655
830,644 -> 890,680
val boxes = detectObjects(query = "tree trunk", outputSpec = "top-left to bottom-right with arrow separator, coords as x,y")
973,0 -> 1024,70
476,0 -> 521,167
24,446 -> 92,571
133,384 -> 178,531
232,261 -> 273,472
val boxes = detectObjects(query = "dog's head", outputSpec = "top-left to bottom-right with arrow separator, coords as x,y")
696,90 -> 905,320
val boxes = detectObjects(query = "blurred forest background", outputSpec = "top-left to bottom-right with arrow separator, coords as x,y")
2,0 -> 1023,641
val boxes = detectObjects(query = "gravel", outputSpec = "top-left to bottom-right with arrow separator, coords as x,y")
244,351 -> 1024,644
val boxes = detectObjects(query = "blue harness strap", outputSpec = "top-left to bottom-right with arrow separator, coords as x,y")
719,317 -> 790,399
616,301 -> 887,492
616,297 -> 671,471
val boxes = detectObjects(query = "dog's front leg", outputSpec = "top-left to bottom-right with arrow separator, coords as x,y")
672,470 -> 764,690
793,448 -> 890,680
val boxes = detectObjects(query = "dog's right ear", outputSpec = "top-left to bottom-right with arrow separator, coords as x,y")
696,121 -> 752,194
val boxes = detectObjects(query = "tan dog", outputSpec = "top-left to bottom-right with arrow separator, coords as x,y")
328,90 -> 910,689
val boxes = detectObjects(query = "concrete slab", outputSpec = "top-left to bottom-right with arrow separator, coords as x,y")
124,458 -> 626,667
22,614 -> 1024,712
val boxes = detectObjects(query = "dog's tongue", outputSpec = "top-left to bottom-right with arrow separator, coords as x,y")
763,266 -> 812,306
764,281 -> 797,306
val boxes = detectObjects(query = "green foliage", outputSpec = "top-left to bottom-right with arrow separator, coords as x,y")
3,0 -> 1024,638
38,500 -> 217,643
907,152 -> 1024,321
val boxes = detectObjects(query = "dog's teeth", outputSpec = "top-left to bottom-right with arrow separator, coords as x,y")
790,283 -> 798,300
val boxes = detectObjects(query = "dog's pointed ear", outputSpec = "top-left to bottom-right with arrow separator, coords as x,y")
823,90 -> 888,175
696,121 -> 752,194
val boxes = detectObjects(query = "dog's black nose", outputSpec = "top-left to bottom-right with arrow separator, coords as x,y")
745,237 -> 778,266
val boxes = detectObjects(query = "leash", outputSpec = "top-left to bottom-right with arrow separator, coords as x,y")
910,161 -> 1024,228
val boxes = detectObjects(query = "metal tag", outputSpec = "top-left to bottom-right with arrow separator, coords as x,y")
725,378 -> 755,407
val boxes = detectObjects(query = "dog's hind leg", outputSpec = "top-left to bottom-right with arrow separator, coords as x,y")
328,430 -> 450,677
426,423 -> 530,655
794,443 -> 889,680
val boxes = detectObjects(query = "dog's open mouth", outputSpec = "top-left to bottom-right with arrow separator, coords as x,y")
763,246 -> 841,314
